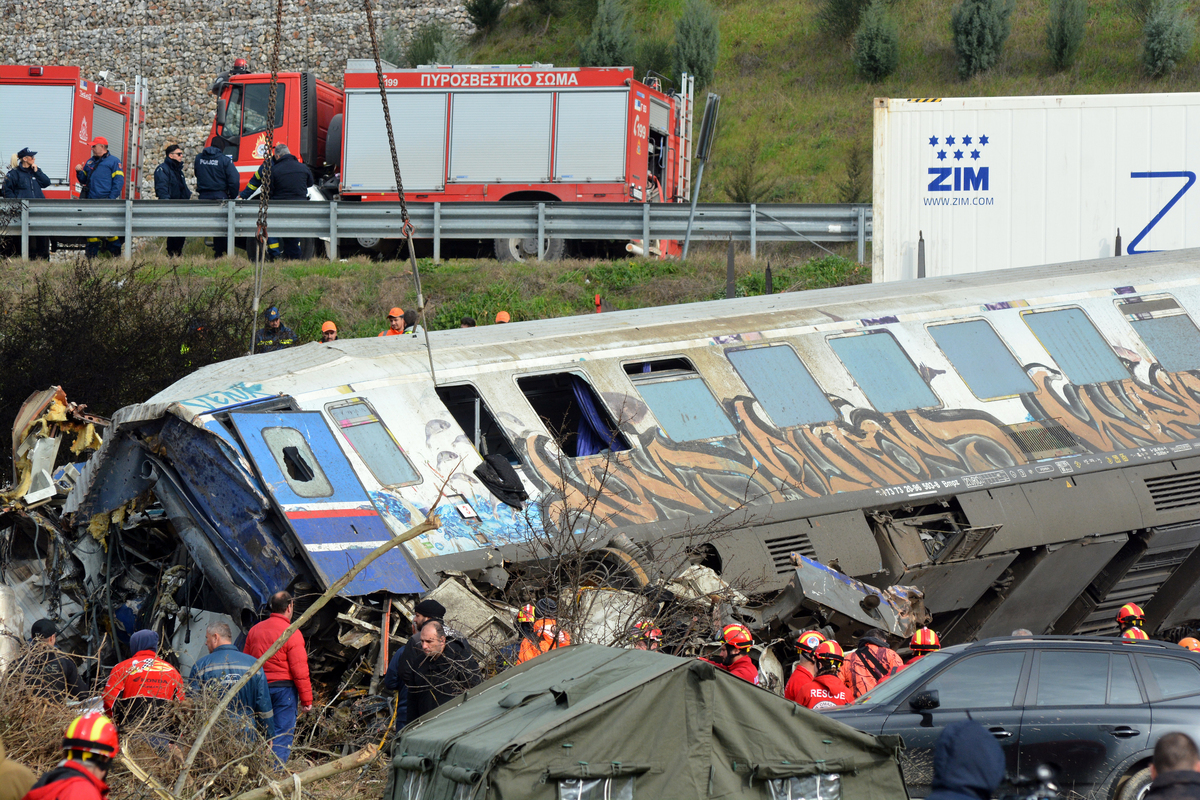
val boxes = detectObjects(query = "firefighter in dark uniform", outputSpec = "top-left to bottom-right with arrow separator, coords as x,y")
253,306 -> 297,353
75,137 -> 125,258
194,145 -> 240,257
239,143 -> 313,260
153,144 -> 192,257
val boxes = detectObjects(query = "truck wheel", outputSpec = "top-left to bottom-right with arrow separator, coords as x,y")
494,236 -> 564,262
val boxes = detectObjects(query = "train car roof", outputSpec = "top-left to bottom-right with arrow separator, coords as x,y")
150,248 -> 1200,407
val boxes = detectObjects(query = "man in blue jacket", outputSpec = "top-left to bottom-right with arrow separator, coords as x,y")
154,144 -> 192,257
927,720 -> 1005,800
2,147 -> 52,259
194,145 -> 240,258
189,621 -> 274,742
75,137 -> 125,258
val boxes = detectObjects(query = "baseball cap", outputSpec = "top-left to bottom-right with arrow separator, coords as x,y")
388,307 -> 404,319
31,618 -> 58,639
17,147 -> 37,159
321,321 -> 337,333
495,311 -> 511,323
90,137 -> 109,147
266,306 -> 281,322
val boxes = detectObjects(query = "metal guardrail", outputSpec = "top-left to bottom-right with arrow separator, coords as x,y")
2,199 -> 872,262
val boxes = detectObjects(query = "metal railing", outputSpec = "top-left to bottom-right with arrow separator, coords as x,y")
2,199 -> 872,262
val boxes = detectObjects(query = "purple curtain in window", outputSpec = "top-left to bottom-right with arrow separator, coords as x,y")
572,377 -> 626,457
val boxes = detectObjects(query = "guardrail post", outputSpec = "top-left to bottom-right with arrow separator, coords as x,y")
750,203 -> 757,260
227,201 -> 236,258
20,202 -> 29,260
433,202 -> 441,264
642,204 -> 650,258
328,201 -> 338,262
857,205 -> 866,264
537,203 -> 545,262
124,200 -> 133,261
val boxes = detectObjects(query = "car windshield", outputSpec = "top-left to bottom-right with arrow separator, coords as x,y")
853,651 -> 954,707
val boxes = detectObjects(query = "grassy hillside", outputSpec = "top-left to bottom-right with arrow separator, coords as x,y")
466,0 -> 1199,202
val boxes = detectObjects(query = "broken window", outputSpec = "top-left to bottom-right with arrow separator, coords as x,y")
928,319 -> 1035,400
327,399 -> 421,487
261,427 -> 333,498
435,384 -> 520,465
627,358 -> 735,442
516,373 -> 630,458
557,778 -> 634,800
1023,308 -> 1128,385
726,345 -> 835,427
767,774 -> 841,800
1118,294 -> 1200,372
828,331 -> 939,413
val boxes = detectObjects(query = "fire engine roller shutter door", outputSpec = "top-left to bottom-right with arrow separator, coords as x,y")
554,90 -> 627,183
342,91 -> 447,191
92,105 -> 126,168
450,92 -> 552,183
649,98 -> 670,134
0,84 -> 75,183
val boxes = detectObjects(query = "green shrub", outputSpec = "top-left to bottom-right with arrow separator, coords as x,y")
723,140 -> 776,203
403,21 -> 464,67
853,0 -> 900,81
674,0 -> 720,90
1047,0 -> 1086,70
633,36 -> 674,83
380,27 -> 405,66
529,0 -> 560,19
579,0 -> 633,67
819,0 -> 875,40
836,140 -> 871,203
465,0 -> 507,32
950,0 -> 1015,79
1142,0 -> 1195,78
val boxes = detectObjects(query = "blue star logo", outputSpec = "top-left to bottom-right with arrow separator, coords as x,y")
979,135 -> 989,146
928,136 -> 939,146
937,150 -> 947,161
954,150 -> 963,160
971,149 -> 981,160
962,135 -> 973,145
945,135 -> 956,146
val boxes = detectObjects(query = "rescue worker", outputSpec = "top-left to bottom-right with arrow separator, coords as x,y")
630,621 -> 662,651
1179,637 -> 1200,652
153,144 -> 192,257
378,307 -> 405,337
243,591 -> 313,764
238,143 -> 313,260
253,306 -> 297,353
188,621 -> 274,741
403,309 -> 424,336
517,599 -> 570,664
26,618 -> 88,700
75,137 -> 124,258
906,627 -> 942,666
1117,602 -> 1147,636
844,628 -> 904,699
784,630 -> 826,704
101,630 -> 185,733
320,321 -> 338,342
1,147 -> 51,259
1124,627 -> 1151,641
194,144 -> 240,258
700,623 -> 758,684
23,713 -> 119,800
495,311 -> 511,324
794,641 -> 850,710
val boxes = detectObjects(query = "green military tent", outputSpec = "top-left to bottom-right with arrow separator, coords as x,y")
387,644 -> 906,800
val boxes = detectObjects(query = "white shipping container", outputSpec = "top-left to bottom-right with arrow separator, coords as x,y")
873,93 -> 1200,282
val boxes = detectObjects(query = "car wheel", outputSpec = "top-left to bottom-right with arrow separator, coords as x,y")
1114,767 -> 1152,800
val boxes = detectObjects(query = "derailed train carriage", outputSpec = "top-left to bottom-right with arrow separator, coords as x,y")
7,248 -> 1200,681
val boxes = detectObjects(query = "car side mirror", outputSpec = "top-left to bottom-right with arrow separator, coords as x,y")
909,690 -> 940,711
215,98 -> 228,128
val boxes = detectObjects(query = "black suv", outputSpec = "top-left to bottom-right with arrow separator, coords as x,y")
823,636 -> 1200,800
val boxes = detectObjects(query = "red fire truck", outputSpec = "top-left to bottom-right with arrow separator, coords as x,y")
206,63 -> 693,260
0,65 -> 146,200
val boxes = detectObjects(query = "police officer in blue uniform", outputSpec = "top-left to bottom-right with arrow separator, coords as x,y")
194,145 -> 240,258
154,144 -> 192,257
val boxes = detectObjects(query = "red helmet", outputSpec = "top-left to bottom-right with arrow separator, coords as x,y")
1116,602 -> 1145,627
63,713 -> 119,761
632,620 -> 662,642
911,627 -> 941,653
721,623 -> 753,652
1179,637 -> 1200,652
814,640 -> 845,664
518,604 -> 536,623
795,630 -> 827,657
1122,627 -> 1150,641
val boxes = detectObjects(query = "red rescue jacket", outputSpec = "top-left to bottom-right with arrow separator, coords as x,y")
795,674 -> 850,710
784,663 -> 816,704
243,613 -> 313,706
23,760 -> 109,800
702,655 -> 758,684
102,651 -> 184,713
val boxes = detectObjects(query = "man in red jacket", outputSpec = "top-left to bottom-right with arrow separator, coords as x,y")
24,713 -> 118,800
795,641 -> 850,711
101,630 -> 184,732
700,624 -> 759,684
244,591 -> 312,765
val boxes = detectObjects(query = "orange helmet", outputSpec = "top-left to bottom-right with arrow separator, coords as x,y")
1122,627 -> 1150,641
632,620 -> 663,642
1116,602 -> 1145,628
721,623 -> 753,652
911,627 -> 941,653
814,640 -> 845,664
63,713 -> 119,761
795,630 -> 827,657
1179,637 -> 1200,652
518,604 -> 536,623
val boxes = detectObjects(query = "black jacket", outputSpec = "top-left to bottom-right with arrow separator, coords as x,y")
194,146 -> 239,199
394,642 -> 480,722
927,720 -> 1006,800
154,159 -> 192,200
269,153 -> 314,200
253,323 -> 297,354
1148,771 -> 1200,800
2,164 -> 51,199
26,648 -> 88,699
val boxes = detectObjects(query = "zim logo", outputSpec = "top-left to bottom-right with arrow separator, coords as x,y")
924,133 -> 993,206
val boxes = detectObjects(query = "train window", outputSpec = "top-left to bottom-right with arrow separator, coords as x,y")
928,320 -> 1035,400
628,359 -> 736,441
726,345 -> 835,427
1023,308 -> 1128,385
326,399 -> 421,487
828,331 -> 939,413
435,384 -> 521,465
516,373 -> 630,458
260,427 -> 334,498
1118,295 -> 1200,372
